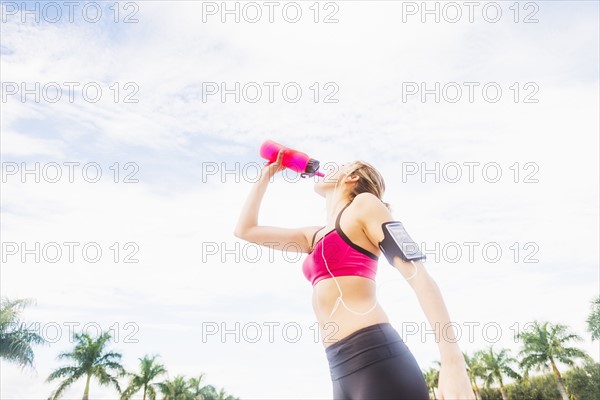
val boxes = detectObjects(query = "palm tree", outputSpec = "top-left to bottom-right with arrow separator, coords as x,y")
189,374 -> 219,400
586,295 -> 600,341
464,351 -> 485,400
423,365 -> 439,399
121,354 -> 167,400
213,388 -> 238,400
156,375 -> 192,400
194,384 -> 217,400
0,297 -> 46,370
517,320 -> 593,400
46,331 -> 126,400
477,345 -> 521,400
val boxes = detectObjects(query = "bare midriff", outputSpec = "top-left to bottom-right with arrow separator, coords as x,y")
312,275 -> 390,349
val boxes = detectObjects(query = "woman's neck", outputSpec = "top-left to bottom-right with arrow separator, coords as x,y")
325,190 -> 350,225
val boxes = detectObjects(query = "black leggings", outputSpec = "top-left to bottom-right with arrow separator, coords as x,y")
325,322 -> 430,400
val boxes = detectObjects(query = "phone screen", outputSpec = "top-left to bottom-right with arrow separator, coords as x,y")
385,222 -> 426,261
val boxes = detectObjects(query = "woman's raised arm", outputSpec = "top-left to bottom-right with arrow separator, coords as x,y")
233,149 -> 319,254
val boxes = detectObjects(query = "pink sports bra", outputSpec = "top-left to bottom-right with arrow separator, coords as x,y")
302,200 -> 379,286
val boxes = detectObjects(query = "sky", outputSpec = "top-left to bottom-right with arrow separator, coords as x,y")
1,1 -> 599,399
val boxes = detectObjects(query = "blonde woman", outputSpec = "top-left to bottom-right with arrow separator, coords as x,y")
234,150 -> 475,399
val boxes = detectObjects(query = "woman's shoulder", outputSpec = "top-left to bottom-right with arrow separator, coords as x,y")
350,192 -> 393,222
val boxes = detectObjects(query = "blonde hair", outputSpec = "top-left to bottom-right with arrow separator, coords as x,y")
342,160 -> 392,213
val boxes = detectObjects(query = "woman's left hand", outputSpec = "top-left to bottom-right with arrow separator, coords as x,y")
437,362 -> 476,400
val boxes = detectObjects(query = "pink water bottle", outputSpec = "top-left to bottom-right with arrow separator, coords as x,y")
260,139 -> 325,178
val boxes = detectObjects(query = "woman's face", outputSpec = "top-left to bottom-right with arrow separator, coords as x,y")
313,162 -> 354,197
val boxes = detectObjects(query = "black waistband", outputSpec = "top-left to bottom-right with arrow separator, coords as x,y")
325,323 -> 408,380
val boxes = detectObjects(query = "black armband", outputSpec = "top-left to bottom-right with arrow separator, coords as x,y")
378,221 -> 426,265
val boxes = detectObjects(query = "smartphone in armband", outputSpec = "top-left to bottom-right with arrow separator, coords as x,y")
379,221 -> 426,264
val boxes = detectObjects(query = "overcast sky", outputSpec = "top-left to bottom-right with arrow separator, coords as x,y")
1,1 -> 599,399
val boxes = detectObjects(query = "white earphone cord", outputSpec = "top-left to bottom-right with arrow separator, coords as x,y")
321,176 -> 418,318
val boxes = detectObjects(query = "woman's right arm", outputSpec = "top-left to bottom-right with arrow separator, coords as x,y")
233,149 -> 319,253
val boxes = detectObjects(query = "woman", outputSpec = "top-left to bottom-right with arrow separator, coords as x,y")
234,149 -> 476,400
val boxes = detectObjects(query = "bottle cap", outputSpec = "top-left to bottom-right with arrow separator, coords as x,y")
301,158 -> 323,178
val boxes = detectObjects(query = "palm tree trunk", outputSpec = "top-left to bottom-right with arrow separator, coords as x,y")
142,385 -> 147,400
550,358 -> 570,400
82,374 -> 91,400
468,377 -> 481,400
499,385 -> 508,400
473,384 -> 481,400
431,387 -> 437,400
497,374 -> 508,400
